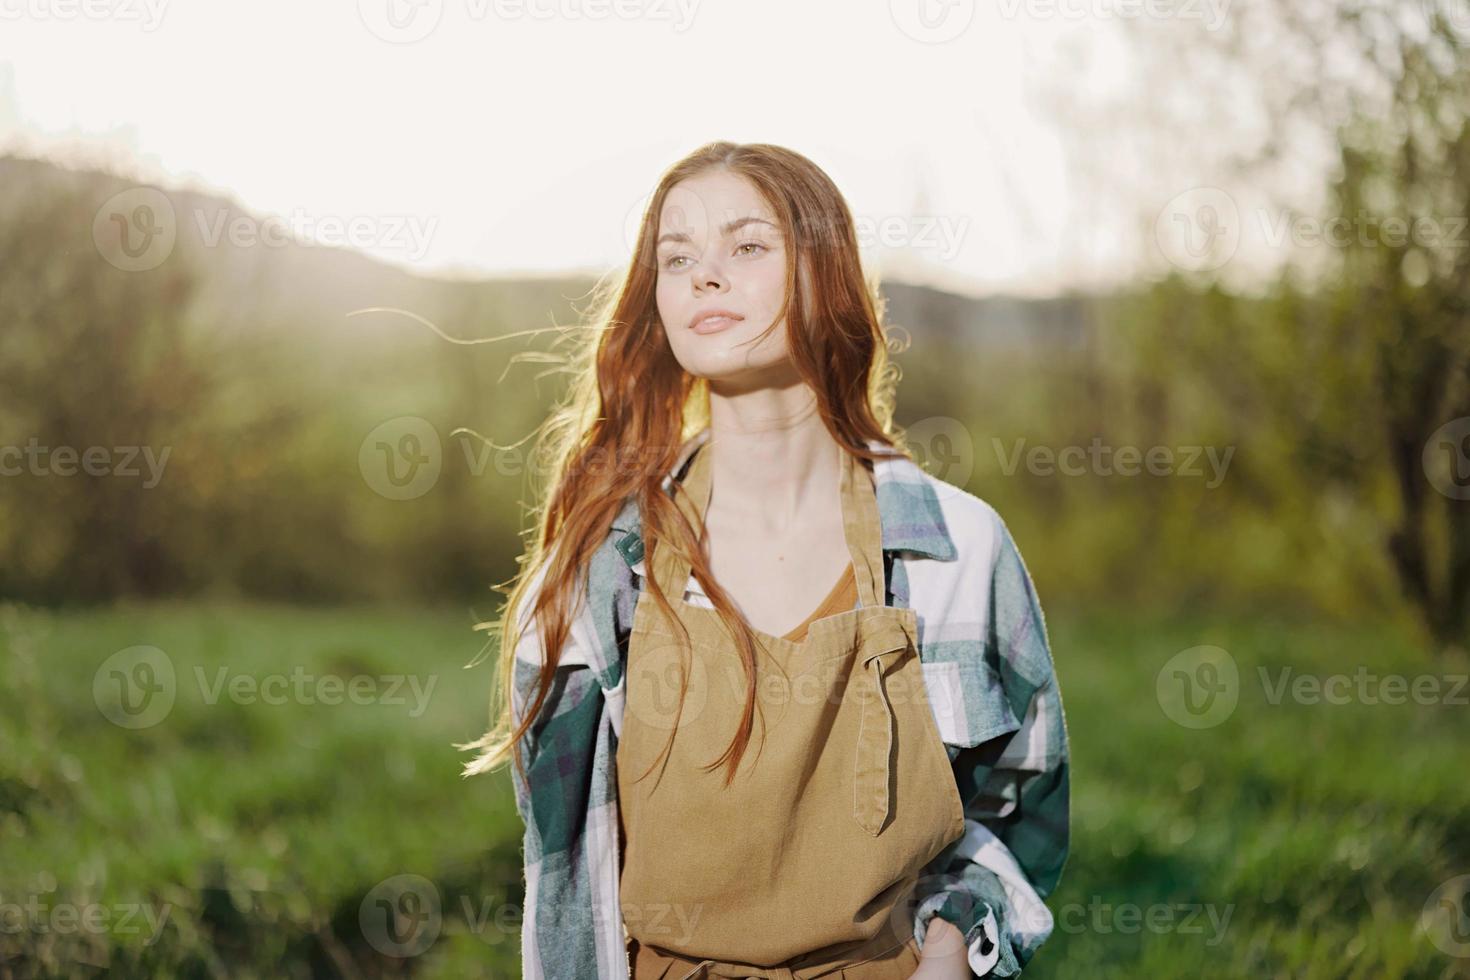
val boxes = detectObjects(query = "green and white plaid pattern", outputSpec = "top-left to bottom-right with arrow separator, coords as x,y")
509,430 -> 1070,978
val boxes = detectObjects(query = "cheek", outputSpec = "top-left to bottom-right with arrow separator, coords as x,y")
655,278 -> 684,328
745,262 -> 790,323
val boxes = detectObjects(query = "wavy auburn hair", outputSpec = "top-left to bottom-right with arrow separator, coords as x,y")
459,141 -> 916,791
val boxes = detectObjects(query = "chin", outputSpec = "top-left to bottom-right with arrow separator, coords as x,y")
681,353 -> 794,388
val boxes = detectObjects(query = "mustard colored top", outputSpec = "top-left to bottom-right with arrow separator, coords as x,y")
780,562 -> 858,643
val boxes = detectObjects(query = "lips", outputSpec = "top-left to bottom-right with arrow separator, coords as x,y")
688,310 -> 744,335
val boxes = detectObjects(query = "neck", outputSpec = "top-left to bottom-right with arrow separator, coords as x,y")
702,379 -> 843,533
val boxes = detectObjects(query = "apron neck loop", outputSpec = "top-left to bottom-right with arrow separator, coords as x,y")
649,437 -> 887,611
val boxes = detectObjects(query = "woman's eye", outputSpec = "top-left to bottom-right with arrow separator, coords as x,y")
661,243 -> 766,271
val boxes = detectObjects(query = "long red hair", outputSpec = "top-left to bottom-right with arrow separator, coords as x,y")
460,141 -> 915,790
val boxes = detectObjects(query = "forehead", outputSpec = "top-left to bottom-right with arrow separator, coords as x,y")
657,170 -> 776,236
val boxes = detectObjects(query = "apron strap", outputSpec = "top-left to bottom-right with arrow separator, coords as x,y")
648,436 -> 887,612
646,437 -> 715,607
838,443 -> 885,609
851,617 -> 916,836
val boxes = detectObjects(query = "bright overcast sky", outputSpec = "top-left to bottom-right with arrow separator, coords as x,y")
1,0 -> 1286,296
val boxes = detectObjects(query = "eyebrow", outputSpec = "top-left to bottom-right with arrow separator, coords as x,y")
655,216 -> 780,249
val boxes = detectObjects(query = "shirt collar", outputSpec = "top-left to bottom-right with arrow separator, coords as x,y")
609,428 -> 957,562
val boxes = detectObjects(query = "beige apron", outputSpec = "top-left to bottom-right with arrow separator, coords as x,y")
617,439 -> 965,979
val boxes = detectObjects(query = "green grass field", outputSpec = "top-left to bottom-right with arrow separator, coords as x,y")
1,600 -> 1466,979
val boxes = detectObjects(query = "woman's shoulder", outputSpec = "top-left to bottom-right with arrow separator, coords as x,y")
872,446 -> 1015,567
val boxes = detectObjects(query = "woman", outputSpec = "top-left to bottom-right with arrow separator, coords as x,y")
462,142 -> 1070,979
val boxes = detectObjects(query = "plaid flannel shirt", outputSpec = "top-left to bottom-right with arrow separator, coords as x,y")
509,429 -> 1071,978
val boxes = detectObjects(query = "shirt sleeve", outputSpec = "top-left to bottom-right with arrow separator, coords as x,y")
507,554 -> 613,980
912,516 -> 1072,976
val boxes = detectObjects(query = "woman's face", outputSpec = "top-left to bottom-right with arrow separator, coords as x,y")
653,169 -> 794,385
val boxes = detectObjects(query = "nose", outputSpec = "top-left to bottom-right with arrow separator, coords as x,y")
690,254 -> 727,293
